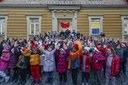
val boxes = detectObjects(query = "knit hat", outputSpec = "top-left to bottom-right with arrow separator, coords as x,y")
107,45 -> 115,53
84,47 -> 90,52
94,46 -> 100,52
32,45 -> 37,49
121,43 -> 126,47
60,48 -> 66,54
3,48 -> 9,53
73,44 -> 79,50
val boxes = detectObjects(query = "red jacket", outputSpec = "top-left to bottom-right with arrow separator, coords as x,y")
111,55 -> 120,76
80,54 -> 91,72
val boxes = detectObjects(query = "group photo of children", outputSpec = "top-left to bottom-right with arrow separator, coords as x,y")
0,29 -> 128,85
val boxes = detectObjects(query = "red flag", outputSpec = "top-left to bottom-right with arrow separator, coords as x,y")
0,0 -> 3,2
126,0 -> 128,3
60,22 -> 70,29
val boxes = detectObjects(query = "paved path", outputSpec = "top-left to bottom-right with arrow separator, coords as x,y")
0,63 -> 128,85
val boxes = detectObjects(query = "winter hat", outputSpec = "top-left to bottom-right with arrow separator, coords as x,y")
107,45 -> 115,53
73,44 -> 79,50
22,47 -> 27,51
84,47 -> 90,52
94,46 -> 100,52
60,48 -> 66,54
32,45 -> 37,49
44,44 -> 48,50
121,43 -> 126,47
3,48 -> 9,53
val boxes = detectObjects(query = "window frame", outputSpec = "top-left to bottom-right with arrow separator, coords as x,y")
88,16 -> 103,36
0,16 -> 8,40
26,16 -> 42,40
121,16 -> 128,41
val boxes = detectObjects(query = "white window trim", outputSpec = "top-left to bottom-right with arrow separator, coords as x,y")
0,16 -> 8,40
26,16 -> 42,40
88,16 -> 103,36
121,16 -> 128,41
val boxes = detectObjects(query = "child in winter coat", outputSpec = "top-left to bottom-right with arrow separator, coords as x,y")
54,43 -> 69,85
29,46 -> 42,85
39,43 -> 56,84
91,47 -> 106,85
68,40 -> 82,85
105,46 -> 120,85
0,48 -> 11,83
80,47 -> 91,85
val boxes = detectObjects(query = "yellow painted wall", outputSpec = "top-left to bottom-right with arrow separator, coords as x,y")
78,10 -> 128,39
0,8 -> 52,38
0,8 -> 128,39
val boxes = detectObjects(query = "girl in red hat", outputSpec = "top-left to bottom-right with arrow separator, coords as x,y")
29,45 -> 42,85
54,43 -> 69,85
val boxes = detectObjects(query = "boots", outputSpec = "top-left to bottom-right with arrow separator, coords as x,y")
62,82 -> 66,85
0,78 -> 4,83
37,80 -> 42,85
13,78 -> 18,83
4,76 -> 10,83
86,82 -> 89,85
82,82 -> 85,85
21,80 -> 26,85
58,81 -> 62,85
31,80 -> 36,85
49,78 -> 53,84
46,78 -> 50,83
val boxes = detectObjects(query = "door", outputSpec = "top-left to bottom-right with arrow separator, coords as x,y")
58,19 -> 73,32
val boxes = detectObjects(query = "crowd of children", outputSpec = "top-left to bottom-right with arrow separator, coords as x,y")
0,30 -> 128,85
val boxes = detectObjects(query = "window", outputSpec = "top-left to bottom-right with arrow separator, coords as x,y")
89,16 -> 103,35
0,16 -> 8,39
27,16 -> 41,39
121,16 -> 128,41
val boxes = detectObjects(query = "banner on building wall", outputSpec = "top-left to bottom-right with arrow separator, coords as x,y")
59,20 -> 72,31
91,23 -> 100,34
60,22 -> 70,29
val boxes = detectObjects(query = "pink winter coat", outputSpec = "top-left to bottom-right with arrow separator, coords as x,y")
0,49 -> 11,71
92,52 -> 106,71
54,49 -> 69,73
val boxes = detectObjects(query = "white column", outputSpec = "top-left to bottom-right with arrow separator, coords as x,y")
73,11 -> 77,32
52,11 -> 57,31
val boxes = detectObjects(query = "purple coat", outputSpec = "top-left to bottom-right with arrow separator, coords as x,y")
55,49 -> 69,73
0,49 -> 11,71
8,54 -> 18,68
92,52 -> 106,71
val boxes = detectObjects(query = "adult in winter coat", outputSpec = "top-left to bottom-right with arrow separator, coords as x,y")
91,47 -> 106,85
105,46 -> 120,85
0,48 -> 11,83
54,43 -> 69,85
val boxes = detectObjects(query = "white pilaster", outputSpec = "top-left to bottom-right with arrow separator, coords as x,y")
52,11 -> 57,31
73,11 -> 77,32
